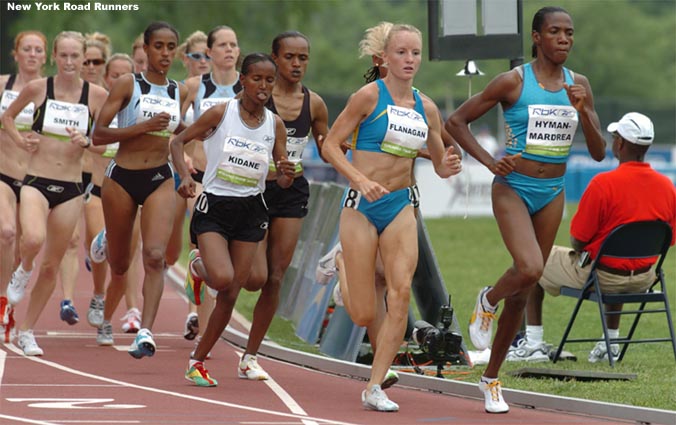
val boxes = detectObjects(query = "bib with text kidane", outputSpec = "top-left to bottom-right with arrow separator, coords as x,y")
0,90 -> 35,131
137,94 -> 180,138
382,105 -> 428,158
42,99 -> 88,140
525,104 -> 578,158
218,136 -> 269,187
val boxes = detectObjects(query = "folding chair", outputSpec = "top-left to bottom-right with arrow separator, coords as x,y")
552,220 -> 676,367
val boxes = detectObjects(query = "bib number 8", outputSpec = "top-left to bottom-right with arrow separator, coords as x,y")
342,188 -> 361,209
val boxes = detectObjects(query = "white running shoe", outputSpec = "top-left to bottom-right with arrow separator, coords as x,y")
332,282 -> 344,307
90,229 -> 107,264
18,330 -> 43,356
468,286 -> 497,350
183,312 -> 199,340
238,354 -> 269,380
361,384 -> 399,412
7,265 -> 32,305
87,295 -> 105,327
128,328 -> 156,359
588,341 -> 620,363
96,321 -> 114,346
121,308 -> 141,333
315,242 -> 341,285
506,339 -> 551,362
478,378 -> 509,413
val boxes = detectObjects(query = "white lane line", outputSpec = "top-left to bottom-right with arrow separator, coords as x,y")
0,346 -> 6,384
46,419 -> 141,424
0,414 -> 58,424
3,344 -> 355,425
233,351 -> 318,425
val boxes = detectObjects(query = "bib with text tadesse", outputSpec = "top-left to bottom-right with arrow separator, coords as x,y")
137,94 -> 180,138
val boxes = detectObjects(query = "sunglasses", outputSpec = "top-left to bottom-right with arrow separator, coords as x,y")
186,52 -> 210,61
84,59 -> 105,66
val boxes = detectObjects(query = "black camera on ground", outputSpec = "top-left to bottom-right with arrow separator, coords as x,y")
411,297 -> 467,373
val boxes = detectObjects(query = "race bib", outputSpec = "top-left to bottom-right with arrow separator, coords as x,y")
524,104 -> 578,158
199,97 -> 231,114
42,99 -> 88,140
0,90 -> 35,131
269,135 -> 308,173
342,188 -> 363,209
103,142 -> 119,158
102,117 -> 119,158
217,135 -> 269,187
137,94 -> 180,138
382,105 -> 428,158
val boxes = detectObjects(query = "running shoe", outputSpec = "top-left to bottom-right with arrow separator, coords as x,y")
59,299 -> 79,325
588,341 -> 620,363
84,255 -> 92,272
185,361 -> 217,387
183,312 -> 199,340
87,295 -> 105,327
468,286 -> 497,350
128,328 -> 156,359
381,369 -> 399,390
478,378 -> 509,413
332,282 -> 344,307
238,354 -> 269,380
7,264 -> 32,305
184,249 -> 204,305
121,308 -> 141,333
0,296 -> 9,325
17,330 -> 43,356
315,242 -> 341,285
3,306 -> 15,343
96,321 -> 114,346
506,338 -> 550,362
90,229 -> 107,264
361,384 -> 399,412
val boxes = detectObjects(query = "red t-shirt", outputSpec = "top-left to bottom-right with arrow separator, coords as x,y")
571,162 -> 676,269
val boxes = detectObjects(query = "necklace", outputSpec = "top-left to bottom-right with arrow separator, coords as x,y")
239,99 -> 263,124
536,70 -> 565,90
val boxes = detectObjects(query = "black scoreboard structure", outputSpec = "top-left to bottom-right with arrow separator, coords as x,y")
427,0 -> 524,68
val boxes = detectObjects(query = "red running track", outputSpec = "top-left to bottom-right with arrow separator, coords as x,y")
0,253 -> 629,424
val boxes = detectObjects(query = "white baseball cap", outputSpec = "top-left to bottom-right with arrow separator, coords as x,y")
607,112 -> 654,145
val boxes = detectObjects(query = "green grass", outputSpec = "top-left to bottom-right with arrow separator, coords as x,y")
186,204 -> 676,411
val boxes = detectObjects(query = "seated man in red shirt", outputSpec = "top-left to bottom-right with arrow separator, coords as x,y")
507,112 -> 676,363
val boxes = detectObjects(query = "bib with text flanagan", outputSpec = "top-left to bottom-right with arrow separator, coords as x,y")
381,105 -> 428,158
